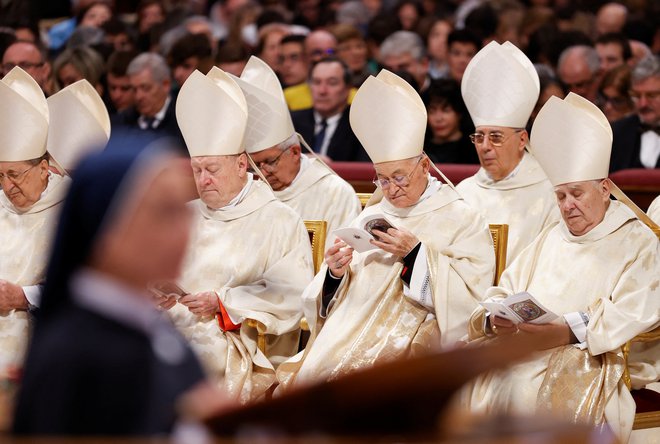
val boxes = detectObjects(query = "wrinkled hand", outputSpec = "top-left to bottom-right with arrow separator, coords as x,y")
517,322 -> 572,350
0,280 -> 28,312
149,290 -> 178,311
370,226 -> 419,257
179,292 -> 219,318
325,238 -> 354,278
489,315 -> 518,336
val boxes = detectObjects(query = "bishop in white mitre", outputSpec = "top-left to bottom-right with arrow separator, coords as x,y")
168,68 -> 314,403
460,93 -> 660,442
456,41 -> 559,264
276,70 -> 495,391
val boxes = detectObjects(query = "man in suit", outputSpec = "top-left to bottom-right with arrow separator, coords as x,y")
111,53 -> 187,155
609,55 -> 660,172
291,58 -> 368,162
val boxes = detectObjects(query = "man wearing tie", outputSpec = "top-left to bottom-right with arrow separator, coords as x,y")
291,58 -> 368,162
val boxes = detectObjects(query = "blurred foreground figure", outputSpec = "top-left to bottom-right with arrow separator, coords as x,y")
13,147 -> 206,436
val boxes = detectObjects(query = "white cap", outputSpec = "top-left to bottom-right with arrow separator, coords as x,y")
176,68 -> 248,157
0,67 -> 49,161
350,69 -> 426,164
47,79 -> 110,173
230,56 -> 295,154
461,41 -> 540,128
530,93 -> 612,186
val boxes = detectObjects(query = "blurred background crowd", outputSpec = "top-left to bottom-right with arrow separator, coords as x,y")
0,0 -> 658,165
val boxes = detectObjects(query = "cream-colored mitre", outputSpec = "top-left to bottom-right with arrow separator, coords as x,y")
350,69 -> 426,163
461,41 -> 539,128
176,68 -> 248,156
530,93 -> 612,186
0,67 -> 49,161
47,79 -> 110,173
229,56 -> 295,154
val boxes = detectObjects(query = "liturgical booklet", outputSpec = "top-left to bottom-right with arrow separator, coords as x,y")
150,281 -> 189,300
332,213 -> 397,253
480,292 -> 558,325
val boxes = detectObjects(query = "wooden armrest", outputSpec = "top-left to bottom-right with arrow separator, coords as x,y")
300,317 -> 310,332
631,326 -> 660,343
622,325 -> 660,390
245,319 -> 267,353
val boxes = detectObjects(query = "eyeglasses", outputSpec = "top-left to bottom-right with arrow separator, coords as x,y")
1,61 -> 44,75
373,157 -> 423,190
254,147 -> 291,172
599,94 -> 632,111
0,164 -> 36,185
629,90 -> 660,102
469,130 -> 523,147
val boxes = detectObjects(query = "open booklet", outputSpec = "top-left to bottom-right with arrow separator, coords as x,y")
332,213 -> 397,253
479,292 -> 558,325
149,281 -> 189,300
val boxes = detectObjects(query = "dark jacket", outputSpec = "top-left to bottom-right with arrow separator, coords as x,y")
610,114 -> 660,172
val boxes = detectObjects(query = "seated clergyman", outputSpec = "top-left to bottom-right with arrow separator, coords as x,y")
460,93 -> 660,443
276,70 -> 495,391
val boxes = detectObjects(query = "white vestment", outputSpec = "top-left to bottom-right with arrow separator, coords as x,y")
277,182 -> 495,390
648,194 -> 660,224
274,156 -> 361,250
461,201 -> 660,442
169,179 -> 314,403
0,173 -> 70,371
456,151 -> 560,264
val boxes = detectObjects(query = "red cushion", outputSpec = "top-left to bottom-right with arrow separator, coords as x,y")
632,388 -> 660,413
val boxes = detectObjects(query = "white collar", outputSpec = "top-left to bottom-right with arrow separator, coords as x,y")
313,110 -> 342,126
289,154 -> 312,186
215,173 -> 253,210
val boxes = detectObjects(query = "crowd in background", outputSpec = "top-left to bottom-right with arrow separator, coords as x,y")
0,0 -> 658,165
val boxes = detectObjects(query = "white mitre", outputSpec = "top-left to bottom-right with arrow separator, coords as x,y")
47,79 -> 110,174
176,68 -> 248,157
461,41 -> 540,128
530,92 -> 612,186
350,69 -> 426,163
229,56 -> 295,154
0,67 -> 49,161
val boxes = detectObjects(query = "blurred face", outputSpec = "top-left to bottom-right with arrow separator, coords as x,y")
0,159 -> 49,210
427,20 -> 451,62
259,31 -> 286,71
398,4 -> 419,30
81,4 -> 112,28
630,76 -> 660,126
447,41 -> 477,81
191,155 -> 248,209
310,61 -> 350,118
554,179 -> 610,236
106,32 -> 133,52
472,126 -> 526,181
249,145 -> 301,191
129,68 -> 170,117
374,156 -> 430,208
428,102 -> 461,142
600,85 -> 633,122
91,160 -> 193,290
337,38 -> 368,72
217,60 -> 247,77
279,42 -> 308,86
57,63 -> 84,88
595,42 -> 625,72
107,73 -> 134,112
139,3 -> 165,33
173,56 -> 199,87
305,32 -> 337,64
382,52 -> 428,90
558,60 -> 597,101
1,42 -> 50,89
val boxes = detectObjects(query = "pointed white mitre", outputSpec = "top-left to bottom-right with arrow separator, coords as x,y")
230,56 -> 295,154
461,41 -> 540,128
0,67 -> 49,161
350,69 -> 426,164
176,68 -> 248,157
530,93 -> 612,186
47,79 -> 110,173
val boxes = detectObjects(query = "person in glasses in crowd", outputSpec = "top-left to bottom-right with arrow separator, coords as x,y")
598,64 -> 634,123
457,42 -> 559,264
276,70 -> 494,392
1,40 -> 53,96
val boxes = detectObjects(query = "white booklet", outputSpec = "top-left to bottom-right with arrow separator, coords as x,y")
479,292 -> 558,325
332,213 -> 397,253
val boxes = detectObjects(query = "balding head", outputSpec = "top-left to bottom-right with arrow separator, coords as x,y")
596,3 -> 627,36
1,41 -> 51,91
305,30 -> 337,63
558,45 -> 600,102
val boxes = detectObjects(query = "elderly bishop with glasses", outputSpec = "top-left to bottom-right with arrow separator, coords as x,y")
276,70 -> 495,391
456,42 -> 559,264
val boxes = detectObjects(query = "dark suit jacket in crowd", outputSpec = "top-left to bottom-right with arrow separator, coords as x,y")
610,114 -> 660,172
291,106 -> 369,162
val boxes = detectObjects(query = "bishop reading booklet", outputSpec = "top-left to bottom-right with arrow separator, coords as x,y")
332,213 -> 397,253
479,292 -> 558,325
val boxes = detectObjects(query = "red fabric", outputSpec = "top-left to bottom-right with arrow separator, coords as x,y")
329,162 -> 480,188
632,388 -> 660,414
216,299 -> 241,332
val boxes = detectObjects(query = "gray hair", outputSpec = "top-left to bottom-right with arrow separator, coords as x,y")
127,53 -> 171,82
631,55 -> 660,84
380,30 -> 426,61
558,45 -> 600,75
277,133 -> 300,151
53,46 -> 105,88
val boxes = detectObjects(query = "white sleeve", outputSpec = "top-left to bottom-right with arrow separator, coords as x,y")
564,311 -> 589,350
403,246 -> 434,310
22,285 -> 43,308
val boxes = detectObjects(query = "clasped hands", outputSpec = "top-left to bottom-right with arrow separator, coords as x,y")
152,290 -> 218,318
489,314 -> 573,350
